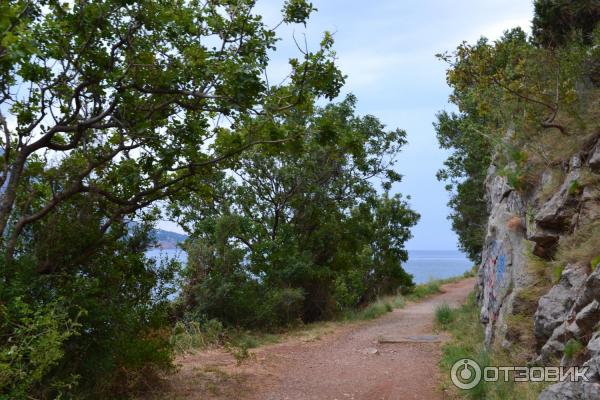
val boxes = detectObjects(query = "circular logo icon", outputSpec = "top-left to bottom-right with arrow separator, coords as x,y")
450,358 -> 482,390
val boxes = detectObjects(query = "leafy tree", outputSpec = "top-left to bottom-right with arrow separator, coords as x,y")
434,110 -> 491,262
175,95 -> 419,325
0,0 -> 342,261
0,0 -> 343,398
532,0 -> 600,47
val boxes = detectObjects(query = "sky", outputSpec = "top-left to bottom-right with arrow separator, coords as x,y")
161,0 -> 534,251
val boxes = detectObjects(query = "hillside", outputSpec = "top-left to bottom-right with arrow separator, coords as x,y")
152,229 -> 188,250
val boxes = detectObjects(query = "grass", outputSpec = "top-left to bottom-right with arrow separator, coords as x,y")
592,255 -> 600,271
347,299 -> 394,320
171,274 -> 475,357
564,339 -> 584,359
552,264 -> 565,283
556,220 -> 600,269
434,303 -> 454,328
438,293 -> 549,399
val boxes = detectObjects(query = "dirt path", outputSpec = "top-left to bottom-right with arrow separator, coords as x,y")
161,278 -> 475,400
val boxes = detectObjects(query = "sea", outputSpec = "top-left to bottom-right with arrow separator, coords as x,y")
403,250 -> 473,284
146,249 -> 473,285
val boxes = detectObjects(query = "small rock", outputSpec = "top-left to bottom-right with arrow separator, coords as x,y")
360,347 -> 378,355
574,267 -> 600,311
575,300 -> 600,333
539,381 -> 582,400
589,142 -> 600,171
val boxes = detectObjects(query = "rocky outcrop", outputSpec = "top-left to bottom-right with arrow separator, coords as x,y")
533,265 -> 587,344
478,165 -> 529,345
477,135 -> 600,399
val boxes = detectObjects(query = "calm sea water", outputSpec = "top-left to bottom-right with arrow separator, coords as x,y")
404,250 -> 473,284
146,249 -> 472,285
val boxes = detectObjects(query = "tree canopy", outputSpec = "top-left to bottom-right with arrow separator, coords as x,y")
175,95 -> 418,326
0,1 -> 419,399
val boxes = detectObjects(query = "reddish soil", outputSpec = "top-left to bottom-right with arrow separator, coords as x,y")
158,278 -> 475,400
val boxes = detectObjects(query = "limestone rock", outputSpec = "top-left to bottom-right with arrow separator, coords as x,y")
534,169 -> 580,231
534,266 -> 587,343
575,300 -> 600,333
587,332 -> 600,357
589,142 -> 600,171
574,267 -> 600,312
538,381 -> 582,400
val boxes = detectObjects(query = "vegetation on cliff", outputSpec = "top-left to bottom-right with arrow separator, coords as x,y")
436,0 -> 600,263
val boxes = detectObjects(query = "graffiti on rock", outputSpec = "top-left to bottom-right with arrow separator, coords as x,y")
481,240 -> 510,325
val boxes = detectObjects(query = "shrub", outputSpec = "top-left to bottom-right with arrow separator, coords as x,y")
435,303 -> 455,327
407,280 -> 441,300
0,298 -> 80,398
0,221 -> 178,399
564,339 -> 584,359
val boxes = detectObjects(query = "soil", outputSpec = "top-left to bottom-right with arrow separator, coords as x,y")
158,278 -> 476,400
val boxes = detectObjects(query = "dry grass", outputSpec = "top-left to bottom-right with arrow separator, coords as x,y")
537,167 -> 566,203
556,220 -> 600,269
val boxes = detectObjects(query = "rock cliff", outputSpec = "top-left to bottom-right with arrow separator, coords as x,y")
477,134 -> 600,398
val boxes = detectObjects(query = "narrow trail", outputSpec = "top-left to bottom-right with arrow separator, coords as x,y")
162,278 -> 476,400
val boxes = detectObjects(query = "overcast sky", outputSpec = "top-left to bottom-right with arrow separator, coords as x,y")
261,0 -> 534,251
162,1 -> 534,251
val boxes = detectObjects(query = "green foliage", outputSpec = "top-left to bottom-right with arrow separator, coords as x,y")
0,1 -> 346,398
175,96 -> 418,327
532,0 -> 600,47
283,0 -> 316,24
567,179 -> 583,196
591,255 -> 600,271
0,298 -> 81,398
552,265 -> 565,283
437,4 -> 600,264
564,338 -> 584,359
1,218 -> 179,399
434,303 -> 455,327
434,110 -> 491,263
406,280 -> 441,300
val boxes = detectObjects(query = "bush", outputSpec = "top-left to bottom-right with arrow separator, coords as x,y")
407,280 -> 441,300
564,339 -> 584,359
0,298 -> 80,398
435,303 -> 454,327
0,220 -> 178,399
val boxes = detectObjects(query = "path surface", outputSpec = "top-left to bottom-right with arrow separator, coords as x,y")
161,278 -> 475,400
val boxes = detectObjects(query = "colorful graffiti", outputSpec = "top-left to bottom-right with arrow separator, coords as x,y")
481,240 -> 510,327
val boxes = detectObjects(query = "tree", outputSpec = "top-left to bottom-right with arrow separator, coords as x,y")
175,95 -> 419,325
532,0 -> 600,47
0,0 -> 344,261
434,110 -> 491,262
0,1 -> 344,397
436,8 -> 600,263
